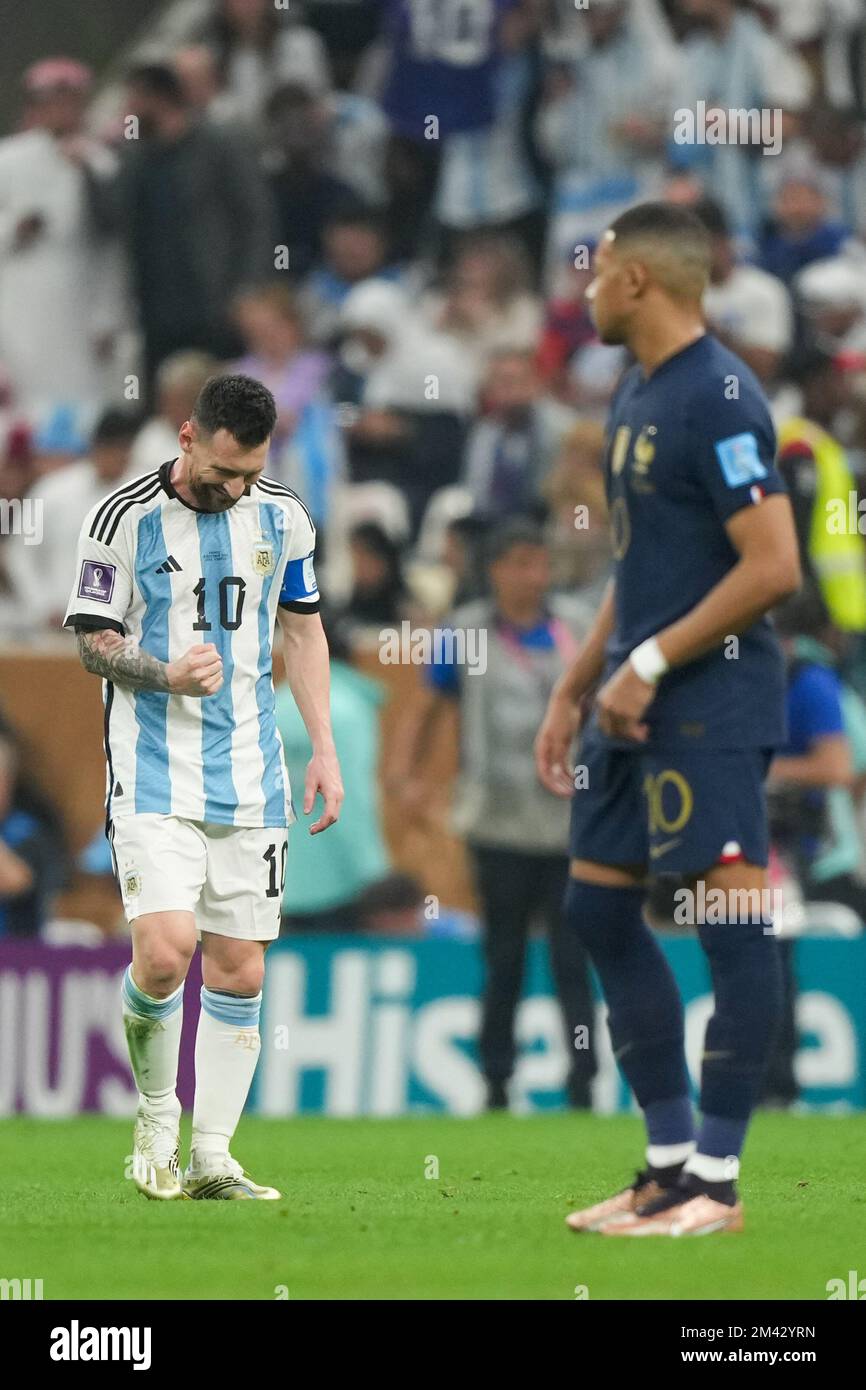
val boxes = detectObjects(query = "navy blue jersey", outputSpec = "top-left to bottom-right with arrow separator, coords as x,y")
382,0 -> 513,140
601,333 -> 787,750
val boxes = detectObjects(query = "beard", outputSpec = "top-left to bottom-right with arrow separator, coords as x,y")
188,480 -> 240,512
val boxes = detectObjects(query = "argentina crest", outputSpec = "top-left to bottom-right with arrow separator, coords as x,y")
252,540 -> 275,576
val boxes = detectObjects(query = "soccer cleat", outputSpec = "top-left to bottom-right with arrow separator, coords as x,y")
565,1169 -> 675,1232
182,1154 -> 281,1201
131,1103 -> 183,1201
598,1177 -> 744,1236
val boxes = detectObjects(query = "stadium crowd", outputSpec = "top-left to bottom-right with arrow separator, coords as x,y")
3,0 -> 866,1107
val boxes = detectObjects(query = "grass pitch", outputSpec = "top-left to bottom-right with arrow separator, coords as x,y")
2,1112 -> 864,1301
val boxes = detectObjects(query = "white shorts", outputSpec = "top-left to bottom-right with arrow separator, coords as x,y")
109,814 -> 289,940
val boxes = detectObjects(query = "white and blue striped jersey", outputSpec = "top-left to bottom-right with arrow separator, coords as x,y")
64,461 -> 319,830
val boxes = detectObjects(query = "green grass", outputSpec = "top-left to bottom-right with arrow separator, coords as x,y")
2,1113 -> 864,1300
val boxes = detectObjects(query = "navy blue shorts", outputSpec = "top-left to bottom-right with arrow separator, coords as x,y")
569,723 -> 774,875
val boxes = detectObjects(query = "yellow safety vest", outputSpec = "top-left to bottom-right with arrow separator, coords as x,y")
777,416 -> 866,632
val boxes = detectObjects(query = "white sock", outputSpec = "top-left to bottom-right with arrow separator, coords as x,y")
646,1141 -> 696,1170
121,966 -> 184,1108
191,987 -> 262,1166
684,1151 -> 740,1183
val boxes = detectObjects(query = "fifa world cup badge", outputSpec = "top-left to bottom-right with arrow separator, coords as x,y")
252,542 -> 275,576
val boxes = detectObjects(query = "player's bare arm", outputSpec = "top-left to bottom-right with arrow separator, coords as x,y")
76,628 -> 224,696
277,607 -> 343,834
597,495 -> 801,742
535,580 -> 615,796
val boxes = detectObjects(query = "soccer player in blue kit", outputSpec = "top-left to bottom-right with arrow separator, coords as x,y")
536,203 -> 802,1236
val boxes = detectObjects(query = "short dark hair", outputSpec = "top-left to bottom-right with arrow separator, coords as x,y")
191,374 -> 277,447
607,200 -> 712,298
485,517 -> 546,566
609,200 -> 710,245
126,62 -> 186,107
91,408 -> 141,447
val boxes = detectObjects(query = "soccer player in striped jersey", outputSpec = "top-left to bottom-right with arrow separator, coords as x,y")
64,373 -> 343,1200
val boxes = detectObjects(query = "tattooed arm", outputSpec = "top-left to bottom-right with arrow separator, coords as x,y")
76,629 -> 224,697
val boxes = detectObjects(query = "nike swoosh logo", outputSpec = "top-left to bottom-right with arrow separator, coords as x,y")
650,838 -> 681,859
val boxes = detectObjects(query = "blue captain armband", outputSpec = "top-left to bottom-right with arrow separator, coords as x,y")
279,551 -> 319,605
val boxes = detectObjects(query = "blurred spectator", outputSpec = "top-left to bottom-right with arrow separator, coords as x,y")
672,0 -> 812,235
232,284 -> 331,447
0,59 -> 127,421
276,615 -> 390,932
694,197 -> 794,386
354,871 -> 479,937
427,234 -> 542,371
541,418 -> 611,593
89,63 -> 274,394
386,518 -> 598,1109
302,207 -> 402,343
795,105 -> 866,236
275,399 -> 348,542
535,242 -> 625,412
759,580 -> 866,1103
0,732 -> 67,938
354,873 -> 426,936
173,44 -> 254,131
462,348 -> 575,521
759,172 -> 849,285
770,585 -> 866,918
379,0 -> 519,258
440,513 -> 491,609
535,243 -> 599,392
794,249 -> 866,355
435,19 -> 546,268
262,83 -> 362,282
29,405 -> 90,480
319,90 -> 389,210
129,349 -> 218,474
197,0 -> 331,124
0,420 -> 33,638
775,347 -> 866,636
537,0 -> 680,260
340,521 -> 414,629
6,407 -> 140,633
337,279 -> 476,527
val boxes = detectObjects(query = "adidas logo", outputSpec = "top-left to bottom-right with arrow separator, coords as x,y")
155,556 -> 182,574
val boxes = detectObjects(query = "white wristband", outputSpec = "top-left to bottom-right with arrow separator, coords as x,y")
629,637 -> 668,685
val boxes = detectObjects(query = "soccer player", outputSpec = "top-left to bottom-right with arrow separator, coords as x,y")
64,374 -> 343,1200
535,203 -> 802,1236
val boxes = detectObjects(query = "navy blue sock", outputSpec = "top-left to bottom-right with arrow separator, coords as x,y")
696,918 -> 784,1159
565,878 -> 693,1142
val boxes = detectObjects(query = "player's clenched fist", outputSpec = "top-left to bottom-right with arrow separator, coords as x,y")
167,643 -> 223,697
